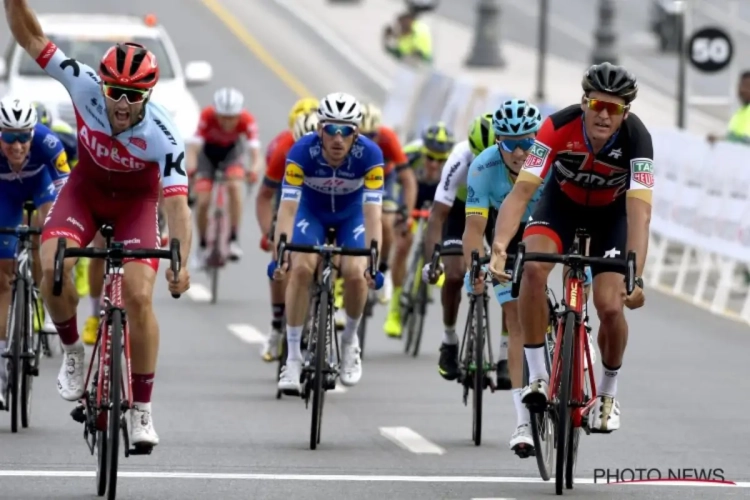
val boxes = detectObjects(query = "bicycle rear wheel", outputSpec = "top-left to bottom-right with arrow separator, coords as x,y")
527,327 -> 555,480
555,311 -> 576,495
310,291 -> 328,450
472,294 -> 484,446
7,285 -> 22,433
106,310 -> 124,500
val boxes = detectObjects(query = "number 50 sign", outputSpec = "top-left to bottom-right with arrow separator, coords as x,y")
688,27 -> 734,73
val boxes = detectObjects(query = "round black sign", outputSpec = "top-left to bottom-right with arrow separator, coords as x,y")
688,27 -> 733,73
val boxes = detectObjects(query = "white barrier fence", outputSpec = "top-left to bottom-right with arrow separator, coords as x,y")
382,65 -> 750,323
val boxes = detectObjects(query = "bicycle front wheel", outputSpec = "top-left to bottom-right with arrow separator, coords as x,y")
8,286 -> 22,433
310,292 -> 328,450
555,311 -> 576,496
106,310 -> 124,500
528,326 -> 555,480
410,281 -> 428,358
21,283 -> 34,428
472,294 -> 484,446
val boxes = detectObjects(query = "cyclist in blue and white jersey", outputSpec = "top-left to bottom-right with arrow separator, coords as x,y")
272,92 -> 384,395
0,96 -> 69,409
460,100 -> 593,457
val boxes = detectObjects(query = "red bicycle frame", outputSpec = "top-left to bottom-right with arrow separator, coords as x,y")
81,269 -> 132,431
547,271 -> 596,428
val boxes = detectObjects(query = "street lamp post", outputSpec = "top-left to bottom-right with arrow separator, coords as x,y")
465,0 -> 505,68
590,0 -> 618,65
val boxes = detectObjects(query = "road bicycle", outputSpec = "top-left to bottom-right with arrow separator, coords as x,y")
355,286 -> 377,360
204,170 -> 230,304
275,232 -> 378,450
0,201 -> 44,432
511,229 -> 635,495
399,206 -> 433,357
54,225 -> 182,500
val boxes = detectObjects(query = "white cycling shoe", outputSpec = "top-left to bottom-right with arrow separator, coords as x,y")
339,342 -> 362,386
278,358 -> 302,394
509,423 -> 535,456
57,343 -> 85,401
520,378 -> 549,408
229,241 -> 243,261
130,403 -> 159,447
261,329 -> 282,362
378,271 -> 392,304
590,395 -> 620,433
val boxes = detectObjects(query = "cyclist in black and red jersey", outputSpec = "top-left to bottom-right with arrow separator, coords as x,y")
489,63 -> 653,434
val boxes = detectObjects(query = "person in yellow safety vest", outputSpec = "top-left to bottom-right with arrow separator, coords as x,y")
383,9 -> 433,65
708,71 -> 750,144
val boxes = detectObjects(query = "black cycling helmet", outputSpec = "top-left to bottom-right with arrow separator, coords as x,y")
582,62 -> 638,104
421,122 -> 455,155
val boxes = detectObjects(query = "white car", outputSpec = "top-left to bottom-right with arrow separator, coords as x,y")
0,13 -> 212,140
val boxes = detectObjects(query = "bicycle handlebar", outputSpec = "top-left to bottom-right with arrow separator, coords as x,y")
0,226 -> 42,237
469,250 -> 491,285
52,237 -> 183,299
510,241 -> 636,298
275,233 -> 379,280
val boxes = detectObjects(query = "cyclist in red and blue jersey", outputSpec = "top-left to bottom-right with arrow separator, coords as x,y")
270,92 -> 384,395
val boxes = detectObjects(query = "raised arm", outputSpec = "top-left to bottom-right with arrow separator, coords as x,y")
4,0 -> 49,59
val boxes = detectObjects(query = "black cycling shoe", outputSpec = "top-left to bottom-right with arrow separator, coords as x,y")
496,359 -> 511,390
438,343 -> 460,381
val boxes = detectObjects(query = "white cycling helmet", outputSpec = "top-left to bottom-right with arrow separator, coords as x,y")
360,103 -> 382,134
317,92 -> 362,126
213,87 -> 244,116
0,96 -> 37,129
292,112 -> 319,141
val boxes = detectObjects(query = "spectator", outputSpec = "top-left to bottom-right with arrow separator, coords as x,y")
382,8 -> 433,66
708,71 -> 750,144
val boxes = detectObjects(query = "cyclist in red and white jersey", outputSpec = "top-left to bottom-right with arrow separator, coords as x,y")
187,89 -> 261,264
5,0 -> 192,449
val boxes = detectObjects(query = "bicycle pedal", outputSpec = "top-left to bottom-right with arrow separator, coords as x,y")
281,387 -> 301,397
513,444 -> 536,459
29,367 -> 39,376
70,404 -> 86,424
128,444 -> 154,455
0,352 -> 9,359
20,352 -> 35,359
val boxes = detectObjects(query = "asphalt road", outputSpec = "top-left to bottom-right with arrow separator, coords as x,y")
1,1 -> 749,499
437,0 -> 750,117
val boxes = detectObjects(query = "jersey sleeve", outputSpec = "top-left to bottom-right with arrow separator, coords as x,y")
193,107 -> 212,142
264,140 -> 288,189
434,141 -> 471,207
626,120 -> 654,205
159,128 -> 188,198
38,125 -> 70,191
362,142 -> 386,206
465,159 -> 491,219
241,111 -> 260,149
378,128 -> 409,167
280,141 -> 306,203
518,116 -> 565,186
35,42 -> 101,95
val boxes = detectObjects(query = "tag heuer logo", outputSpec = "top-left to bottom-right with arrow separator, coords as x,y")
524,142 -> 550,169
631,159 -> 654,188
631,159 -> 654,173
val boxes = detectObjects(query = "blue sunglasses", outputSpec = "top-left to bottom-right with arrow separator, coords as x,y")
500,138 -> 535,152
1,131 -> 33,144
322,123 -> 357,137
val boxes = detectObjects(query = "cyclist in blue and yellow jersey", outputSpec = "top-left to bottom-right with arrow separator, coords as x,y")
383,9 -> 432,65
270,92 -> 384,395
0,97 -> 69,406
382,122 -> 455,338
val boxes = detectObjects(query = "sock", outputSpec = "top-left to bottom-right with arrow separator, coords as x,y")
271,303 -> 285,332
378,261 -> 389,274
91,296 -> 101,318
54,315 -> 80,346
341,315 -> 361,344
132,373 -> 155,403
498,330 -> 509,361
524,344 -> 548,382
286,325 -> 303,361
442,325 -> 458,345
229,227 -> 238,242
598,362 -> 620,398
512,388 -> 530,426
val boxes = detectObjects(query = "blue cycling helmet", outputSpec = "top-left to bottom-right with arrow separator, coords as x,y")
492,99 -> 542,137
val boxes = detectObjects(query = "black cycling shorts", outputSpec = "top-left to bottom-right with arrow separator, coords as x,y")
524,181 -> 627,277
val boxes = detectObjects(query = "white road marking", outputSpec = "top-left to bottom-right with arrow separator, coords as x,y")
472,498 -> 516,500
185,283 -> 212,302
227,324 -> 266,344
0,471 -> 747,487
379,427 -> 446,455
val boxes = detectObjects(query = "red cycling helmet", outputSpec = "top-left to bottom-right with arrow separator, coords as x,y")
98,42 -> 159,89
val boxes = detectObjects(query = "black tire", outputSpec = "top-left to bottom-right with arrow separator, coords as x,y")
402,252 -> 421,353
528,328 -> 555,481
357,294 -> 371,359
566,422 -> 580,489
555,311 -> 576,495
106,310 -> 124,500
21,282 -> 33,428
96,424 -> 108,496
310,290 -> 328,450
410,281 -> 428,358
209,263 -> 219,305
8,285 -> 22,433
276,332 -> 287,399
472,295 -> 484,446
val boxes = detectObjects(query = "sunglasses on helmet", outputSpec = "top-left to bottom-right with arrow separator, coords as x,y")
584,97 -> 629,115
321,123 -> 357,137
0,130 -> 33,144
499,138 -> 536,153
103,84 -> 150,104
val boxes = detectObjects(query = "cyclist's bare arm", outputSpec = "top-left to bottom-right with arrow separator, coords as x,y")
422,201 -> 450,261
493,180 -> 536,250
4,0 -> 49,59
186,142 -> 201,174
363,203 -> 382,254
255,185 -> 276,235
164,195 -> 192,267
396,165 -> 417,215
463,214 -> 488,269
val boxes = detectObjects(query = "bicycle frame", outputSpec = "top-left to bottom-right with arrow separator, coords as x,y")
207,170 -> 229,267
